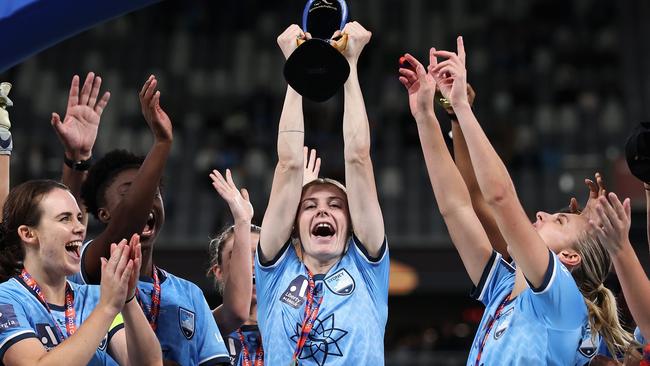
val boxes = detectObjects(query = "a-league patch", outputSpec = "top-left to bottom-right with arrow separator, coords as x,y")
324,269 -> 355,296
579,326 -> 597,358
36,323 -> 61,350
0,304 -> 20,331
280,275 -> 308,309
179,307 -> 195,340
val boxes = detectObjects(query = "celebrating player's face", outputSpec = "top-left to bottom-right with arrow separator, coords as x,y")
296,184 -> 350,263
532,211 -> 588,253
100,168 -> 164,249
26,188 -> 86,276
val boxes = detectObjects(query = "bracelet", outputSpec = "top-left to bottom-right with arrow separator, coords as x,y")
63,154 -> 92,171
125,293 -> 136,304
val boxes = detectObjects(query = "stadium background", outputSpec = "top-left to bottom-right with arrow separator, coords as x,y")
3,1 -> 650,364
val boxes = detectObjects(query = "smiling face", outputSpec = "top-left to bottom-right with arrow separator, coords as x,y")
296,183 -> 351,265
532,211 -> 589,253
26,188 -> 86,276
99,168 -> 164,250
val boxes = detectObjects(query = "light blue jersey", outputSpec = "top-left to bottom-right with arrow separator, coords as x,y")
71,240 -> 230,365
255,235 -> 389,366
225,325 -> 262,366
0,278 -> 118,365
636,326 -> 646,345
467,250 -> 588,366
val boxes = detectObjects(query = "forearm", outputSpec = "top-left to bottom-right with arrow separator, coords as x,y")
122,300 -> 163,366
612,242 -> 650,340
0,155 -> 8,219
451,121 -> 508,258
277,86 -> 304,166
61,164 -> 89,226
36,305 -> 115,366
343,68 -> 371,161
218,220 -> 253,334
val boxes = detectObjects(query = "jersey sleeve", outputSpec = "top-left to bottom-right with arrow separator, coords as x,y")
520,250 -> 586,330
191,285 -> 230,366
0,301 -> 38,361
349,235 -> 390,301
470,251 -> 516,306
255,240 -> 295,307
107,313 -> 124,344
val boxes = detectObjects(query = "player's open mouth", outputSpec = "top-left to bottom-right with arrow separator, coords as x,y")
141,211 -> 156,239
311,221 -> 336,242
65,240 -> 82,259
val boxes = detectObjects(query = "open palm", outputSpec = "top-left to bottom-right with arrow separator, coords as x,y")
399,52 -> 436,119
51,73 -> 110,159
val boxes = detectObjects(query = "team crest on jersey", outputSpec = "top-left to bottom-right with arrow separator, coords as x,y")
493,307 -> 513,340
324,269 -> 355,296
280,275 -> 308,308
579,325 -> 598,358
0,304 -> 19,330
179,307 -> 195,340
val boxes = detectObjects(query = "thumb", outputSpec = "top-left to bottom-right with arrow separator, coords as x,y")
241,188 -> 250,202
51,113 -> 63,132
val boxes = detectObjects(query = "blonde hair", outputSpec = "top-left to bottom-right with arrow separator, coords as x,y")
572,233 -> 635,355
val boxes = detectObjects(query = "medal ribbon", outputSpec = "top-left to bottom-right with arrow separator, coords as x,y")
291,269 -> 323,364
474,293 -> 511,366
19,269 -> 77,340
237,328 -> 264,366
136,265 -> 162,331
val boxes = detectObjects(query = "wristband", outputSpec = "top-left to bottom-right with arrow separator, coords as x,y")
125,293 -> 136,304
64,154 -> 92,171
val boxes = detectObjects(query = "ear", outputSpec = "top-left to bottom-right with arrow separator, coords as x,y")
97,208 -> 111,224
17,225 -> 37,246
212,265 -> 224,282
558,249 -> 582,270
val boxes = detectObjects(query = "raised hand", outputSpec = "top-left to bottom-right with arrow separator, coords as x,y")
341,21 -> 372,66
430,36 -> 469,109
125,234 -> 142,301
303,147 -> 321,186
277,24 -> 308,60
51,72 -> 110,160
99,240 -> 134,315
399,51 -> 436,119
139,75 -> 173,144
210,169 -> 254,223
589,192 -> 632,256
569,172 -> 606,218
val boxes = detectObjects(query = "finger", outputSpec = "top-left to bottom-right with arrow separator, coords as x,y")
139,75 -> 154,98
67,75 -> 80,108
88,75 -> 101,107
308,149 -> 317,171
457,36 -> 466,65
79,72 -> 94,106
430,59 -> 456,74
398,68 -> 418,85
144,78 -> 157,103
432,50 -> 461,64
428,48 -> 438,73
303,146 -> 308,168
115,242 -> 131,275
121,260 -> 134,283
150,91 -> 160,111
94,91 -> 111,116
597,197 -> 616,230
109,242 -> 117,255
433,65 -> 458,80
403,54 -> 425,75
624,198 -> 631,220
608,192 -> 626,222
304,32 -> 312,40
106,242 -> 124,272
314,157 -> 321,176
241,188 -> 250,202
569,198 -> 580,214
585,179 -> 598,198
595,172 -> 606,195
398,76 -> 411,89
225,169 -> 238,190
50,113 -> 62,131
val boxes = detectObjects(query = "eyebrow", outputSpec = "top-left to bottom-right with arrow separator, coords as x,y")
557,213 -> 569,222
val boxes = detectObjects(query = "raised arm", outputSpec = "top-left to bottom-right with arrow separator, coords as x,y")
592,192 -> 650,340
84,75 -> 173,283
210,169 -> 253,336
259,25 -> 306,262
432,37 -> 549,287
340,22 -> 385,255
399,52 -> 492,285
52,73 -> 110,226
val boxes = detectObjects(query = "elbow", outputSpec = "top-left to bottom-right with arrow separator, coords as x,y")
483,183 -> 516,208
344,145 -> 371,165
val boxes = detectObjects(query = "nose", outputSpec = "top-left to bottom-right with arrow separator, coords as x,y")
536,211 -> 549,222
73,218 -> 86,237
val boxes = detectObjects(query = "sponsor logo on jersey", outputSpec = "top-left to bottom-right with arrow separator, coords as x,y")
493,307 -> 514,340
179,307 -> 195,340
324,269 -> 355,296
36,323 -> 62,350
0,304 -> 19,330
280,275 -> 308,308
579,325 -> 598,358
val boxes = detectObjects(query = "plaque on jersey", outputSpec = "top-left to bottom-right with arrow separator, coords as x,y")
283,0 -> 350,102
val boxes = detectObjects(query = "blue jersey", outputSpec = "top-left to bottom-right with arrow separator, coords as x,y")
467,250 -> 588,366
0,278 -> 118,365
225,325 -> 262,366
255,235 -> 389,366
72,240 -> 230,365
636,326 -> 646,345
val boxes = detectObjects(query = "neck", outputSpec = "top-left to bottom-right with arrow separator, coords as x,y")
244,303 -> 258,325
23,258 -> 68,306
512,267 -> 528,297
140,248 -> 154,277
302,254 -> 339,275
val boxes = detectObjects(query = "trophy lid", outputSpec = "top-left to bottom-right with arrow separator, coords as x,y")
302,0 -> 348,40
0,82 -> 12,108
625,121 -> 650,182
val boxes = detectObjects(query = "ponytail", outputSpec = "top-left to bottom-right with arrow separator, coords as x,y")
0,222 -> 23,282
584,284 -> 636,356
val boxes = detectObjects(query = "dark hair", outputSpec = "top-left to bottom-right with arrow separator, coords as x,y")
207,224 -> 261,293
81,149 -> 144,219
0,180 -> 70,282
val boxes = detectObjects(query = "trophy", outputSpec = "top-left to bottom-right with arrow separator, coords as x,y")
0,82 -> 12,130
625,121 -> 650,183
284,0 -> 350,102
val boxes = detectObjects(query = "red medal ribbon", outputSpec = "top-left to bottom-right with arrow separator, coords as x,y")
237,328 -> 264,366
474,293 -> 511,366
292,269 -> 323,364
19,269 -> 77,340
136,265 -> 162,331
